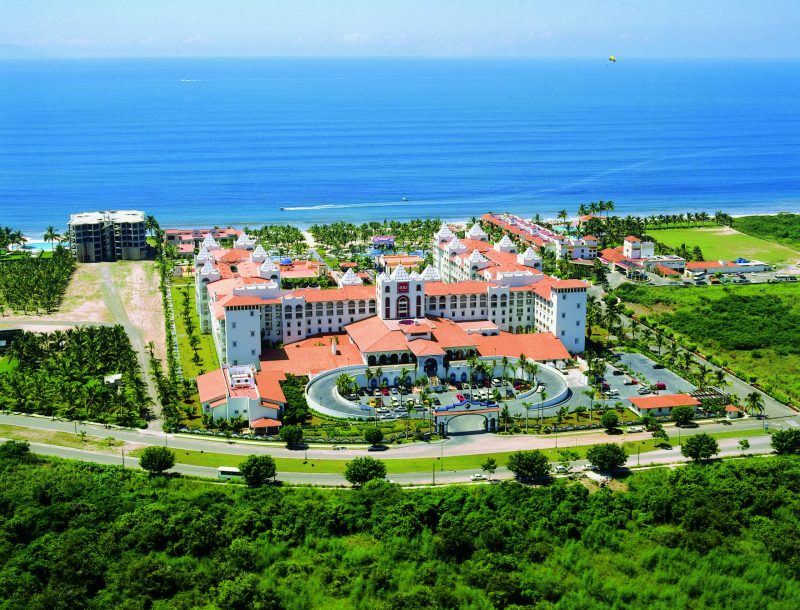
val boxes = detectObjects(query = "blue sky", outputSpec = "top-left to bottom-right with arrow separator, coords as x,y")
2,0 -> 799,58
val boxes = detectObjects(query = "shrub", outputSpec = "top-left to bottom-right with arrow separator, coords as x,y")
238,455 -> 277,487
344,456 -> 387,486
586,444 -> 628,471
771,429 -> 800,455
506,450 -> 550,481
280,425 -> 304,447
671,406 -> 695,427
364,427 -> 384,446
139,446 -> 176,475
681,433 -> 719,462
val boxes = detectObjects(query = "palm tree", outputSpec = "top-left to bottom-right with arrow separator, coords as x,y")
522,401 -> 533,432
517,354 -> 528,383
43,226 -> 62,251
500,356 -> 510,383
582,389 -> 595,420
713,369 -> 727,391
539,390 -> 548,424
744,392 -> 765,417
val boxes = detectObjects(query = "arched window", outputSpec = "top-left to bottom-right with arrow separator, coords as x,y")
397,295 -> 410,318
416,284 -> 421,291
379,354 -> 388,365
415,295 -> 422,317
385,286 -> 390,293
459,295 -> 467,309
384,296 -> 391,318
284,306 -> 293,319
389,353 -> 399,365
367,355 -> 377,366
400,353 -> 410,364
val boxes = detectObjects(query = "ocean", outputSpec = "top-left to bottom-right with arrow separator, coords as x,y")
1,57 -> 799,237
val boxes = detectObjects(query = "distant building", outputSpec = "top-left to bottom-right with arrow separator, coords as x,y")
67,210 -> 147,262
628,394 -> 701,417
600,235 -> 686,277
684,259 -> 770,276
165,228 -> 243,258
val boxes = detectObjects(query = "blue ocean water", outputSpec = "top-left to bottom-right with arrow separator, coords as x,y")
1,58 -> 799,237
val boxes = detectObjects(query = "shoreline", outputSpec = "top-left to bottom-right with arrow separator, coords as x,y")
16,208 -> 800,241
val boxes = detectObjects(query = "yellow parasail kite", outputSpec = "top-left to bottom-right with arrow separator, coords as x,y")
609,56 -> 617,62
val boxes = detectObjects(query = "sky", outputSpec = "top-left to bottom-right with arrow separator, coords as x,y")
1,0 -> 799,59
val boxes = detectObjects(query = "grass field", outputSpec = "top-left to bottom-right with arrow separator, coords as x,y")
0,424 -> 124,452
648,226 -> 800,264
617,282 -> 800,405
171,280 -> 218,379
0,357 -> 18,373
134,428 -> 768,473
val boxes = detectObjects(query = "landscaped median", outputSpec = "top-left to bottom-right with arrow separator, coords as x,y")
129,427 -> 769,474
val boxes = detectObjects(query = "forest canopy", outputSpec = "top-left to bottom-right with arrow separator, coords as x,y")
1,448 -> 799,609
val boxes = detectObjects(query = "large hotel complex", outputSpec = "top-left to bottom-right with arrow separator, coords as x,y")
194,222 -> 588,378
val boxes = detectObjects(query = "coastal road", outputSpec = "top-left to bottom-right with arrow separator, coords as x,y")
3,409 -> 792,462
8,431 -> 780,487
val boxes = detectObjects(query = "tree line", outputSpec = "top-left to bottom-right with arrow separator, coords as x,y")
1,444 -> 799,609
0,326 -> 150,426
0,245 -> 76,315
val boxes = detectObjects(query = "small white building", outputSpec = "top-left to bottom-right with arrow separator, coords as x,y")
196,364 -> 286,432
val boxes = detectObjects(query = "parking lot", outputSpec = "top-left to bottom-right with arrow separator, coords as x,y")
601,351 -> 696,402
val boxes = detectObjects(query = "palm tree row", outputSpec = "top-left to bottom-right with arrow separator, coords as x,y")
0,227 -> 26,252
309,218 -> 442,253
0,326 -> 150,426
0,246 -> 76,315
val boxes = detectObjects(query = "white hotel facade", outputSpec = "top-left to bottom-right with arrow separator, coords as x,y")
195,224 -> 587,368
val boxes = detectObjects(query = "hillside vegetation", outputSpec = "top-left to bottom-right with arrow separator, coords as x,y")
734,213 -> 800,252
1,447 -> 800,609
616,283 -> 800,404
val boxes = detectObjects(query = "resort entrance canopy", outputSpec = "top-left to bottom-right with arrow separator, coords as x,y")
434,403 -> 500,435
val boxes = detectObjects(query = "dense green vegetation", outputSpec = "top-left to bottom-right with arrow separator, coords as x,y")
309,218 -> 441,252
734,213 -> 800,251
616,282 -> 800,405
0,327 -> 151,426
2,448 -> 800,609
0,245 -> 76,314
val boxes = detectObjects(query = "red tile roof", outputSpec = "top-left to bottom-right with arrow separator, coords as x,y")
474,332 -> 570,361
629,394 -> 701,409
725,404 -> 740,413
290,285 -> 375,303
600,247 -> 626,264
197,369 -> 227,404
255,369 -> 287,404
260,335 -> 364,376
424,280 -> 491,296
624,236 -> 641,242
685,260 -> 738,270
250,417 -> 282,428
655,264 -> 680,276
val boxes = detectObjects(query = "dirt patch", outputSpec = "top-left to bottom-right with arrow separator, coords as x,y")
111,262 -> 166,362
0,263 -> 111,325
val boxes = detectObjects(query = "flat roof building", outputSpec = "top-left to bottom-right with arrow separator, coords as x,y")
67,210 -> 147,262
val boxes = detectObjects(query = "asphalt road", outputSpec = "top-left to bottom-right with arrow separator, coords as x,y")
7,429 -> 782,487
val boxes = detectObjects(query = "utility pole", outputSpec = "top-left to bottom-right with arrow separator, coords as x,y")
121,448 -> 125,468
432,460 -> 435,486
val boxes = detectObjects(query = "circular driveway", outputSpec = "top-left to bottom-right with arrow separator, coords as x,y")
306,361 -> 569,421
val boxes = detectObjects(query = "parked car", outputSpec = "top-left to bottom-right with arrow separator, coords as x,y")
470,473 -> 487,481
390,387 -> 399,395
506,389 -> 515,398
654,381 -> 667,390
612,369 -> 624,376
492,378 -> 502,386
381,388 -> 390,396
456,393 -> 465,402
605,389 -> 620,398
373,389 -> 382,396
433,397 -> 441,405
624,377 -> 638,385
554,465 -> 569,473
601,382 -> 611,391
376,407 -> 390,414
637,386 -> 651,395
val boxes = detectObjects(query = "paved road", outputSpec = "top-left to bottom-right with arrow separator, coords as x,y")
3,409 -> 793,461
7,428 -> 781,486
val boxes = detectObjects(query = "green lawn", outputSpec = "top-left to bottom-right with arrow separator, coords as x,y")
0,357 -> 18,373
134,428 -> 768,474
648,226 -> 800,264
616,282 -> 800,405
170,281 -> 218,379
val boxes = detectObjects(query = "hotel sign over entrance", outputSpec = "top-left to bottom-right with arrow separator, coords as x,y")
397,282 -> 409,294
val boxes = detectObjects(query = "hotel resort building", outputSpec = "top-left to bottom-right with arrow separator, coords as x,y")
194,224 -> 588,377
67,210 -> 147,262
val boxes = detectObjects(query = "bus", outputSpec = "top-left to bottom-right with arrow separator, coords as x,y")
217,466 -> 242,480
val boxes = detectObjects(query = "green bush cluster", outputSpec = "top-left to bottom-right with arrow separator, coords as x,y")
0,246 -> 75,314
734,213 -> 800,250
